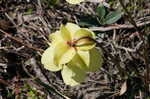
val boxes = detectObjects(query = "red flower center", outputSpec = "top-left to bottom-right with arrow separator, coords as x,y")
66,41 -> 77,51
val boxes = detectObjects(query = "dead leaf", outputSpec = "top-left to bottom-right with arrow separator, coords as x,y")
120,81 -> 127,96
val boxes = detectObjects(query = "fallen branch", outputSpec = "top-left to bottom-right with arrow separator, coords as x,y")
90,21 -> 150,32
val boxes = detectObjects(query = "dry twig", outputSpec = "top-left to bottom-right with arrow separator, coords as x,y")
90,21 -> 150,32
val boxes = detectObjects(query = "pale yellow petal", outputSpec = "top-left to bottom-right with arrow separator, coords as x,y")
69,53 -> 88,70
66,0 -> 85,4
77,43 -> 96,51
61,64 -> 86,86
65,23 -> 80,39
88,48 -> 103,72
59,47 -> 76,65
54,42 -> 75,65
60,24 -> 72,41
77,51 -> 90,66
49,31 -> 63,45
41,47 -> 62,71
74,28 -> 95,40
54,42 -> 70,65
74,28 -> 96,51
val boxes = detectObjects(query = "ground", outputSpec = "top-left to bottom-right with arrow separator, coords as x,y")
0,0 -> 150,99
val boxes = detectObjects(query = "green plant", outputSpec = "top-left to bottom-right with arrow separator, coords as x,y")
42,0 -> 59,7
79,4 -> 123,27
96,4 -> 123,25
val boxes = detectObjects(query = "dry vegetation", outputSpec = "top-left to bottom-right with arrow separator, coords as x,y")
0,0 -> 150,99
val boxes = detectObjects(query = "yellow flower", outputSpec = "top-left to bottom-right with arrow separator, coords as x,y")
66,0 -> 85,4
41,23 -> 103,86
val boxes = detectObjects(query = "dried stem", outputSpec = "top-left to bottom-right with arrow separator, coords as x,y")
90,21 -> 150,32
119,0 -> 150,96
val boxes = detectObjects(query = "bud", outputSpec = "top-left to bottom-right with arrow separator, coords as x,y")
75,37 -> 95,47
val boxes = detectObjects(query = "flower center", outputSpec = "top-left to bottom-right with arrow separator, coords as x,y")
66,37 -> 95,50
66,41 -> 76,47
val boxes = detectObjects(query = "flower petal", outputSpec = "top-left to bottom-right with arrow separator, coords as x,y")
59,47 -> 76,65
74,28 -> 96,51
65,23 -> 80,39
77,44 -> 96,51
54,42 -> 69,64
77,51 -> 90,66
76,37 -> 96,51
66,0 -> 85,4
49,31 -> 63,45
69,53 -> 88,70
88,48 -> 103,72
41,47 -> 62,71
74,28 -> 95,40
60,24 -> 72,41
54,42 -> 75,65
61,64 -> 86,86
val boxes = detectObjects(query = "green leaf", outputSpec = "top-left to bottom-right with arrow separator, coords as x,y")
25,8 -> 33,15
104,11 -> 123,24
42,0 -> 59,6
49,0 -> 59,5
61,64 -> 86,86
78,15 -> 100,27
41,46 -> 62,71
96,4 -> 106,20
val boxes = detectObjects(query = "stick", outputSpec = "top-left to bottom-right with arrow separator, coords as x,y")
90,21 -> 150,32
